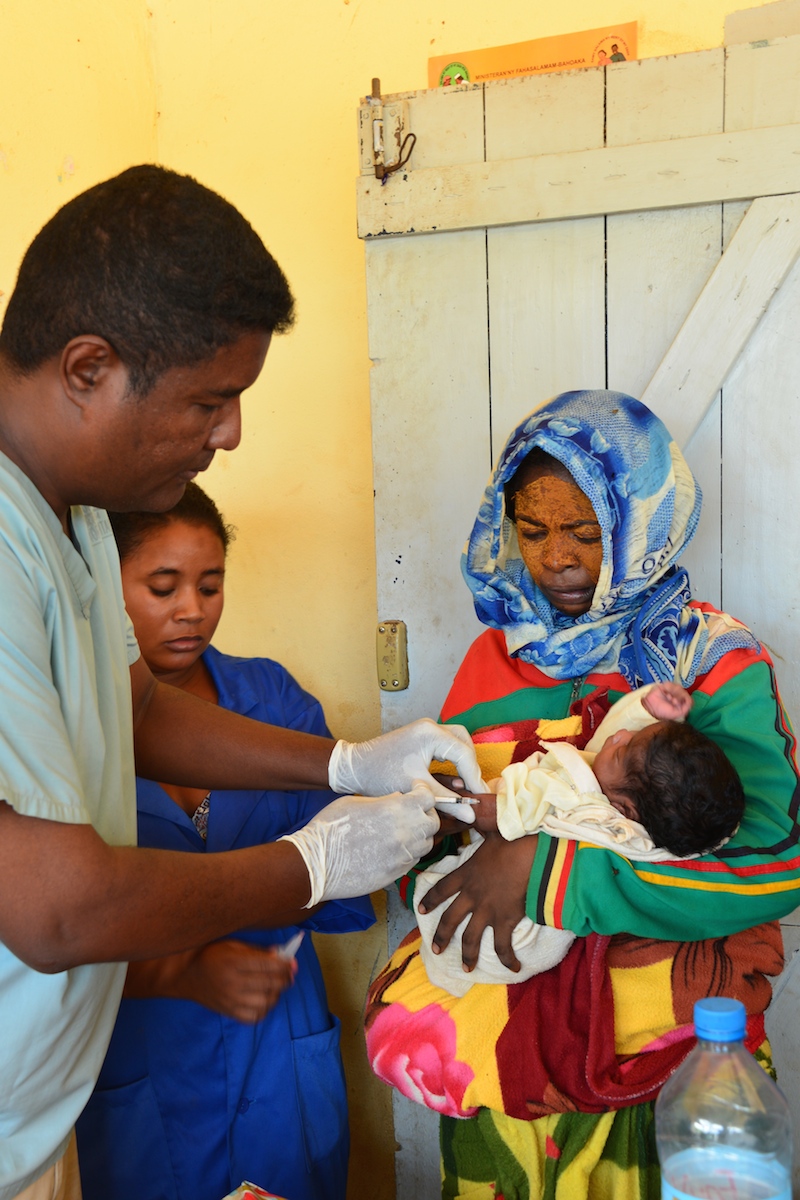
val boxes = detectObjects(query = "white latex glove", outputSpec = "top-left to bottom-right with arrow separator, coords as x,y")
279,784 -> 441,907
327,718 -> 484,799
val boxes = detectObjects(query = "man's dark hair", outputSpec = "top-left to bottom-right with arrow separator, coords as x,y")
109,481 -> 235,563
622,722 -> 745,858
0,164 -> 295,395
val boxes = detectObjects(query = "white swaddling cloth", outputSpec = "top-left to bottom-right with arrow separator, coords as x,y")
415,685 -> 681,996
413,834 -> 576,997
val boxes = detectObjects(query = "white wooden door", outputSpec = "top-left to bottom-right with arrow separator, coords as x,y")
358,38 -> 800,1198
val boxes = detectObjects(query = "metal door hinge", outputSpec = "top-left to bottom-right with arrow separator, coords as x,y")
358,78 -> 415,179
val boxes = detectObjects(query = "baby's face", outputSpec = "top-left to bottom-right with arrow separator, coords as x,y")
592,723 -> 664,819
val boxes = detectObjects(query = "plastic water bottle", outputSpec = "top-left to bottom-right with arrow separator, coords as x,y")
656,997 -> 792,1200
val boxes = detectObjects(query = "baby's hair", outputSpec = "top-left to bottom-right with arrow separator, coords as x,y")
621,722 -> 744,857
108,481 -> 236,563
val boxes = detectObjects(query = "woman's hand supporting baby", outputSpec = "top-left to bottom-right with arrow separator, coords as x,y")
417,831 -> 538,973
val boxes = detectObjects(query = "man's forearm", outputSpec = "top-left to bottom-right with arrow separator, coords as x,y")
0,801 -> 313,973
134,678 -> 336,792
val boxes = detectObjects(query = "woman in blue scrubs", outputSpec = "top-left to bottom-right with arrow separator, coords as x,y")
76,483 -> 374,1200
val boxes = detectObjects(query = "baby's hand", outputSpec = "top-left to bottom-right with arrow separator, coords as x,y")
643,681 -> 692,721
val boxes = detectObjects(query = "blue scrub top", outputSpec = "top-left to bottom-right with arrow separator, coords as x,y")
77,646 -> 375,1200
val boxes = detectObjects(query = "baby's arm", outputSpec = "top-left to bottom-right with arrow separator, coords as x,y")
457,790 -> 498,835
584,683 -> 690,754
431,773 -> 499,835
643,681 -> 692,722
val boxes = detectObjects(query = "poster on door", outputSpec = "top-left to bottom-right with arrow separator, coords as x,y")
429,22 -> 637,88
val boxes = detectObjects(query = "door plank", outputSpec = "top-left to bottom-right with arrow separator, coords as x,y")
357,123 -> 800,239
720,250 -> 800,728
365,89 -> 487,732
366,232 -> 489,729
604,47 -> 726,607
607,206 -> 723,396
640,192 -> 800,448
607,206 -> 725,607
606,49 -> 724,145
484,67 -> 604,158
726,35 -> 800,131
484,70 -> 605,450
359,83 -> 486,173
487,218 -> 606,446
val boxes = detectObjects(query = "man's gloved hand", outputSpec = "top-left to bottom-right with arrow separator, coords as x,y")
327,718 -> 483,799
279,784 -> 441,907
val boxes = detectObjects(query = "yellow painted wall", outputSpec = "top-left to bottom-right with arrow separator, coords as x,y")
0,0 -> 156,302
0,1 -> 778,1197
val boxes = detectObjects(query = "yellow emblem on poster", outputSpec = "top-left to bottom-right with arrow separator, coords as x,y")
429,22 -> 637,88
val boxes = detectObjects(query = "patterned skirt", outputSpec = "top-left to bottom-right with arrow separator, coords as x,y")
366,923 -> 780,1200
441,1103 -> 660,1200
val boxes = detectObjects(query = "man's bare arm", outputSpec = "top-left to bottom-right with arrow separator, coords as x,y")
0,783 -> 439,975
131,656 -> 334,791
0,800 -> 312,974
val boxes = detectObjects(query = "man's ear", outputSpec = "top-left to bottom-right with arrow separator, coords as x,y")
60,337 -> 126,410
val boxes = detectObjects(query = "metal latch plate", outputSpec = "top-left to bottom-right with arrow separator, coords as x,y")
376,620 -> 409,690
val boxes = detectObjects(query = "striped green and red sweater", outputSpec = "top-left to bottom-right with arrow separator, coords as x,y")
440,615 -> 800,941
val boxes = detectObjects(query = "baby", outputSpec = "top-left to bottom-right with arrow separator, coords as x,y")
417,682 -> 745,995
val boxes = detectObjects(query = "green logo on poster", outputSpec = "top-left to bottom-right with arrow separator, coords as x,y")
439,61 -> 470,87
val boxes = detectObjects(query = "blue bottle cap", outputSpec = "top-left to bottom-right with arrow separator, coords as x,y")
693,997 -> 746,1041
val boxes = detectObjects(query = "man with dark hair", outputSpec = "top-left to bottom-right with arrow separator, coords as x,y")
0,165 -> 296,395
0,165 -> 479,1200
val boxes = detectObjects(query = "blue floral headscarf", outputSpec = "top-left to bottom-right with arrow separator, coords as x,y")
463,390 -> 759,687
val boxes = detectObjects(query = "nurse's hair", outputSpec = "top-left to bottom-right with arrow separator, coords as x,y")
0,164 -> 294,396
108,482 -> 235,563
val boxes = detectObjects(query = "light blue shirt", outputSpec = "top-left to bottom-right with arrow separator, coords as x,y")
0,451 -> 139,1199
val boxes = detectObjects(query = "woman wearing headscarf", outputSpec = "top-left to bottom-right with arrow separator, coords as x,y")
367,391 -> 800,1200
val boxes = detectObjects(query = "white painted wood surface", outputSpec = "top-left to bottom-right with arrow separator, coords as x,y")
718,248 -> 800,721
367,81 -> 488,734
603,53 -> 727,613
640,193 -> 800,449
360,36 -> 800,1198
726,35 -> 800,128
605,49 -> 724,145
483,66 -> 604,158
484,69 -> 606,450
357,123 -> 800,239
367,231 -> 488,730
487,217 -> 606,446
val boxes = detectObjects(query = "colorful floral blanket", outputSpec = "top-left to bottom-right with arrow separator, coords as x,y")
365,921 -> 780,1121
